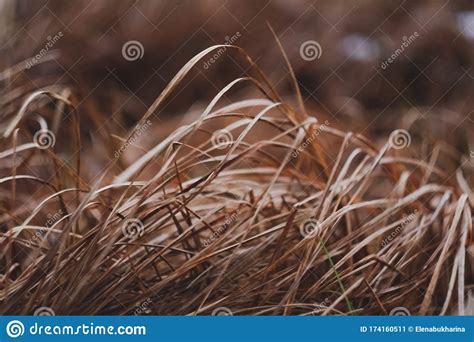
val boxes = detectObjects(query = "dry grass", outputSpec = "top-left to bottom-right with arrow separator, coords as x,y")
0,43 -> 473,316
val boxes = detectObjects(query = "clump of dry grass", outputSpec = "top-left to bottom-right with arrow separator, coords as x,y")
0,44 -> 473,316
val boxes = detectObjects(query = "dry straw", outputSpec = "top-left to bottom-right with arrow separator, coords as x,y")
0,42 -> 473,316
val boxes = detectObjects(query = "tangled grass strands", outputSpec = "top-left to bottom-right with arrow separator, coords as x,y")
0,45 -> 473,316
